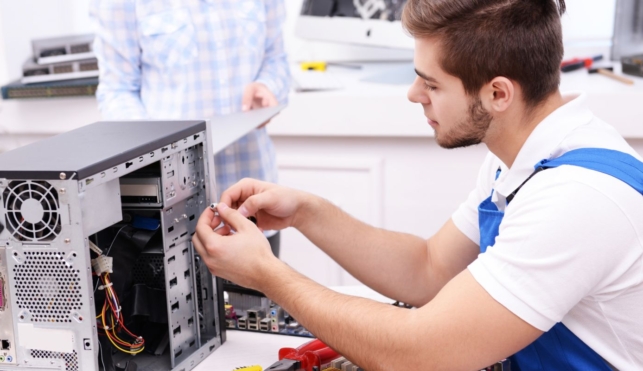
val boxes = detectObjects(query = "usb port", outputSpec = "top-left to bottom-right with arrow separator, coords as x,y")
237,316 -> 247,329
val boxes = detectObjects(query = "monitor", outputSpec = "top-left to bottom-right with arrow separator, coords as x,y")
295,0 -> 414,50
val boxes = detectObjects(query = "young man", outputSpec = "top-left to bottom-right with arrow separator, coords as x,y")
193,0 -> 643,369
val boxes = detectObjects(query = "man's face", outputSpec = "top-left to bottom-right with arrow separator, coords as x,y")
407,37 -> 492,149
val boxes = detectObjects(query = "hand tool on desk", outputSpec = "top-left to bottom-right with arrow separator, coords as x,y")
299,61 -> 362,71
265,339 -> 340,371
561,55 -> 603,72
588,66 -> 635,85
300,62 -> 328,71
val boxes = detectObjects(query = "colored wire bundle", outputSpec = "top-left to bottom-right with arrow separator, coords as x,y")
96,272 -> 145,355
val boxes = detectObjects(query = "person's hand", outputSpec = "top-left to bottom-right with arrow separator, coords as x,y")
192,203 -> 281,291
220,178 -> 313,232
241,82 -> 279,128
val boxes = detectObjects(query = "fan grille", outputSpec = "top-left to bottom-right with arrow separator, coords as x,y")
3,181 -> 61,241
30,349 -> 78,371
13,251 -> 83,323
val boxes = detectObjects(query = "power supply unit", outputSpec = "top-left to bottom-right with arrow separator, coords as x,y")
0,106 -> 283,371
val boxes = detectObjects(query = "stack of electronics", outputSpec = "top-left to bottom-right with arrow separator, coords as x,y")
2,34 -> 99,100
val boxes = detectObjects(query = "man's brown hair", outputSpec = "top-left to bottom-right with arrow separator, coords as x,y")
402,0 -> 566,107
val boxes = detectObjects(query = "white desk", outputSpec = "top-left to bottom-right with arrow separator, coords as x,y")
193,286 -> 392,371
194,331 -> 310,371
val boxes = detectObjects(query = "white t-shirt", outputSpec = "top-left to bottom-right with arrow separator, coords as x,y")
452,92 -> 643,370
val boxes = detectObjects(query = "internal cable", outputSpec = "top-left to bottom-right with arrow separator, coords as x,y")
96,272 -> 145,355
92,225 -> 145,355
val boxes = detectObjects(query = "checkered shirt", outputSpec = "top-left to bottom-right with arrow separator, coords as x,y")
90,0 -> 290,196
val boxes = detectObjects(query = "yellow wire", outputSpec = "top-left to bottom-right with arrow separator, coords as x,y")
101,312 -> 144,355
99,282 -> 145,356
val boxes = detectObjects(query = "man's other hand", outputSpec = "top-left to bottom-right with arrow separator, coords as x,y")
219,178 -> 313,232
241,82 -> 279,128
192,203 -> 281,291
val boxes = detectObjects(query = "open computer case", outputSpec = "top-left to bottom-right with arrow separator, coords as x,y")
0,106 -> 282,371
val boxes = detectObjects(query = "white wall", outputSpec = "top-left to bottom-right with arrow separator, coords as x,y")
0,0 -> 95,86
0,3 -> 8,86
0,0 -> 620,86
561,0 -> 616,58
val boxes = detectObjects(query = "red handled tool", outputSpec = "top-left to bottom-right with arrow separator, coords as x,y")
265,339 -> 340,371
560,54 -> 603,72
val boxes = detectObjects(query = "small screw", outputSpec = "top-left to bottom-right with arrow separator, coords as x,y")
182,214 -> 188,219
174,218 -> 180,223
64,238 -> 71,244
59,172 -> 66,180
59,188 -> 66,194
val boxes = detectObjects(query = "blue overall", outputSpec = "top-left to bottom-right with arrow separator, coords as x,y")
478,148 -> 643,371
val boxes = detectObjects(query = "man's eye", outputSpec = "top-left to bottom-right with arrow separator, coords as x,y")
424,82 -> 437,91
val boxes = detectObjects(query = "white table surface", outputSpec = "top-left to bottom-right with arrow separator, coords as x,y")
193,286 -> 392,371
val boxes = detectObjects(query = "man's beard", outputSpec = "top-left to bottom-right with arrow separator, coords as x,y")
435,96 -> 493,149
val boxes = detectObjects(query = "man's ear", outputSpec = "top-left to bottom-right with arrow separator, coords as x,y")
481,77 -> 514,113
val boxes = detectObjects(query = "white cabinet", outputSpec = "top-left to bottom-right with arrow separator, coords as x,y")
273,137 -> 488,286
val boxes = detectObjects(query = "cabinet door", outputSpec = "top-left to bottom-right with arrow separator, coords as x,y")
277,155 -> 384,286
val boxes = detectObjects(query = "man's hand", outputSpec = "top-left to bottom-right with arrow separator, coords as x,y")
192,203 -> 283,291
241,82 -> 279,128
219,178 -> 314,232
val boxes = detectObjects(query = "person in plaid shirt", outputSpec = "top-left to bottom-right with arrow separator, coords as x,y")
90,0 -> 290,256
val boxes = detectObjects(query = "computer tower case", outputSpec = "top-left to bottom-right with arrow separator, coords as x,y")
0,106 -> 282,371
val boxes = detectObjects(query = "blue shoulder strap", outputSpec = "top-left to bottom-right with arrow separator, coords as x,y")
506,148 -> 643,205
535,148 -> 643,194
508,147 -> 643,371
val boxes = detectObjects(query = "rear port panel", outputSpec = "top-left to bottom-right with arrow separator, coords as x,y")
0,249 -> 17,365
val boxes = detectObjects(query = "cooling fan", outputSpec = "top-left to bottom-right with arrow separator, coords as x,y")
2,180 -> 61,241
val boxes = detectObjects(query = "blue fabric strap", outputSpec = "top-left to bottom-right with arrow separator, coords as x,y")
535,148 -> 643,195
477,148 -> 643,371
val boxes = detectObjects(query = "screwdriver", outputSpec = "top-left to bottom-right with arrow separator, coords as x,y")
561,55 -> 603,72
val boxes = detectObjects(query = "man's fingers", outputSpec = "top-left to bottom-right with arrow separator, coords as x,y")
195,208 -> 226,251
196,208 -> 217,238
210,214 -> 223,230
261,92 -> 278,107
241,85 -> 257,112
237,193 -> 272,218
216,203 -> 253,232
214,224 -> 232,236
219,178 -> 262,210
192,234 -> 207,257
